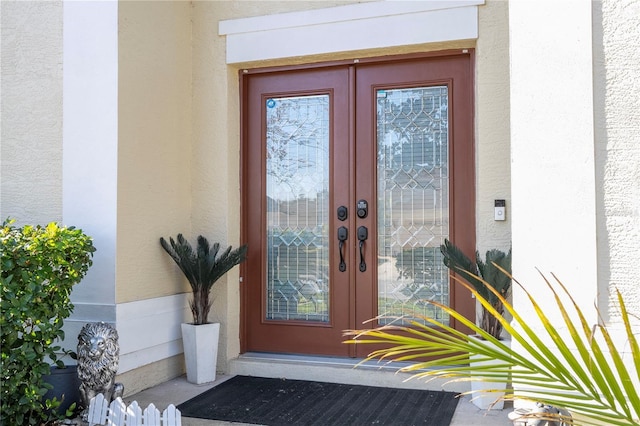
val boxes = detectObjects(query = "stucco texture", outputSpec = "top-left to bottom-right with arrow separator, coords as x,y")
594,0 -> 640,321
1,1 -> 63,225
116,1 -> 193,303
475,0 -> 511,254
190,0 -> 384,372
190,0 -> 509,370
4,0 -> 637,391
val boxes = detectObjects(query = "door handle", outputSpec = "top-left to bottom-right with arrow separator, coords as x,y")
357,226 -> 368,272
337,226 -> 348,272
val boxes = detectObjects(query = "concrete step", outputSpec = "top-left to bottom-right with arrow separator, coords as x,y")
229,352 -> 469,393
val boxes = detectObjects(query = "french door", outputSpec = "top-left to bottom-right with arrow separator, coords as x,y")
241,52 -> 475,358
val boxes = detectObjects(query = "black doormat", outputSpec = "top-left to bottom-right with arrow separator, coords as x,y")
177,375 -> 459,426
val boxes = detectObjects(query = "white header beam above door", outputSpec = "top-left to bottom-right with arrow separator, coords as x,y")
219,1 -> 483,64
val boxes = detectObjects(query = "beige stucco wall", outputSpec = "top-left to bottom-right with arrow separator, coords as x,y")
114,0 -> 194,393
111,2 -> 511,376
0,1 -> 63,225
190,0 -> 373,373
191,0 -> 511,372
11,0 -> 638,397
116,0 -> 193,304
594,0 -> 640,321
475,0 -> 511,254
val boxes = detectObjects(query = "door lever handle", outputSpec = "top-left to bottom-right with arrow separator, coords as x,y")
337,226 -> 348,272
357,226 -> 368,272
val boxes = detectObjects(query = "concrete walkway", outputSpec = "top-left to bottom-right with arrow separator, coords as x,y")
128,375 -> 513,426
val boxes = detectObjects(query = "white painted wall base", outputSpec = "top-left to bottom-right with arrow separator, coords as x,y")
59,294 -> 190,373
117,293 -> 191,373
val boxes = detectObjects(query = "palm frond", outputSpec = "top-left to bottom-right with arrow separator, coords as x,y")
440,240 -> 511,339
344,271 -> 640,425
440,239 -> 484,297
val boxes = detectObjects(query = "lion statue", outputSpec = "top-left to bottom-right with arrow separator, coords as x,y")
77,322 -> 124,420
509,402 -> 573,426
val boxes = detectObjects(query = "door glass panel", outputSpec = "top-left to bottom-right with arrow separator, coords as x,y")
376,87 -> 450,325
265,95 -> 330,322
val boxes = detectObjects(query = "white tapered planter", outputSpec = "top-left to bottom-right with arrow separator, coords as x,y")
469,335 -> 511,410
181,322 -> 220,384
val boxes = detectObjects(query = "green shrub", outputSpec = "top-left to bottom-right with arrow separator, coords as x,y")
1,219 -> 95,425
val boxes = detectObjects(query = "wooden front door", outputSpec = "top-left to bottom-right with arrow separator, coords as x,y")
241,52 -> 475,358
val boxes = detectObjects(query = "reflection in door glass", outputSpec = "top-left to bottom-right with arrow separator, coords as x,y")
377,87 -> 450,326
265,95 -> 330,322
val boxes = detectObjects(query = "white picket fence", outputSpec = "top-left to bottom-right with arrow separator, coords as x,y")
87,393 -> 181,426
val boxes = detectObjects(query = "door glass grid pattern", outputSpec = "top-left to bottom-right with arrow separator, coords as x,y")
265,95 -> 330,322
376,86 -> 450,325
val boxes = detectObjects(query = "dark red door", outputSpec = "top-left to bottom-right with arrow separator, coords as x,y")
241,52 -> 475,357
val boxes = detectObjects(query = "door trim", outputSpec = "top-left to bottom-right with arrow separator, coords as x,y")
239,50 -> 476,355
219,1 -> 481,64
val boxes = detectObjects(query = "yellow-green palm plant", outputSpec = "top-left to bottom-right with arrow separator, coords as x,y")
344,271 -> 640,426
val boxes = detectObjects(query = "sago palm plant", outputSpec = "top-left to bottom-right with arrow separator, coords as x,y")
160,234 -> 247,325
345,271 -> 640,426
440,239 -> 511,339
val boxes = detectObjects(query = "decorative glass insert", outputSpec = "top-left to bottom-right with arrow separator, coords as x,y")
376,86 -> 450,325
265,95 -> 330,322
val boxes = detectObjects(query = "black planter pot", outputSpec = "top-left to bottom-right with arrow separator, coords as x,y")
42,365 -> 81,416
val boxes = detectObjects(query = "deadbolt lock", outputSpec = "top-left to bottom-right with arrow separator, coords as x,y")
357,199 -> 368,218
